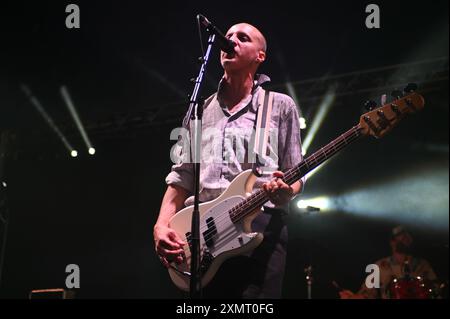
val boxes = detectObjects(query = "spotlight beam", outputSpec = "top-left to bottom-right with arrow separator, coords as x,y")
60,86 -> 94,153
21,84 -> 75,154
310,165 -> 449,230
298,87 -> 336,180
285,82 -> 307,130
276,50 -> 306,129
302,87 -> 336,155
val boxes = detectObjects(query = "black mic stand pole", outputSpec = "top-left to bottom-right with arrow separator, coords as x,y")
186,32 -> 217,299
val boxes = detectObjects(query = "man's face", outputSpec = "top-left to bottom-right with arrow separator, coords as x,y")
391,232 -> 414,254
220,23 -> 266,73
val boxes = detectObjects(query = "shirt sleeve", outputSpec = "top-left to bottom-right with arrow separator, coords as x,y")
277,98 -> 307,187
165,93 -> 216,194
165,116 -> 194,194
165,161 -> 194,194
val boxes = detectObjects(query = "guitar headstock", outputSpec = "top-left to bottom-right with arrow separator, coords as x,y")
359,89 -> 425,138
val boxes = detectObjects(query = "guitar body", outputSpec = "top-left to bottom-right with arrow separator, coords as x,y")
168,169 -> 264,291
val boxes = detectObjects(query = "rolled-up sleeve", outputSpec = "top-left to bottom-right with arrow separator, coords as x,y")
165,163 -> 194,194
165,118 -> 194,194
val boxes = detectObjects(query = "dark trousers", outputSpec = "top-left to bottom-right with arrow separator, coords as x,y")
202,207 -> 288,299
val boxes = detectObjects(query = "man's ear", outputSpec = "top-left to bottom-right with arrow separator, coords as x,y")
256,50 -> 266,63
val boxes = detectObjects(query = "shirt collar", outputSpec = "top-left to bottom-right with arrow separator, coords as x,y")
217,73 -> 271,112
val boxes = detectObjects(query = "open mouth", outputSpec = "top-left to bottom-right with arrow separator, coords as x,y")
223,52 -> 236,59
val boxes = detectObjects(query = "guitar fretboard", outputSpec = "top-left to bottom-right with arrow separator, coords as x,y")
228,124 -> 363,223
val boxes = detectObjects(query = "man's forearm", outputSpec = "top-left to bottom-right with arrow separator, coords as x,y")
155,184 -> 189,227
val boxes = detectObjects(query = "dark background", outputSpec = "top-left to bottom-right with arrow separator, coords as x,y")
0,0 -> 448,298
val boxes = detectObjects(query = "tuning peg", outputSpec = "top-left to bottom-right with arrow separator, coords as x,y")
364,100 -> 377,111
404,83 -> 418,93
391,89 -> 403,99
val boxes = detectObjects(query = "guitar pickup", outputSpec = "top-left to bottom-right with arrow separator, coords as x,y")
202,217 -> 217,248
185,232 -> 192,251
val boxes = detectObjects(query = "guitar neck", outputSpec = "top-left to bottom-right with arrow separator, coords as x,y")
284,124 -> 363,185
229,124 -> 364,223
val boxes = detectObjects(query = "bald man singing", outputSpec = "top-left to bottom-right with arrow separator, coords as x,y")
154,22 -> 305,298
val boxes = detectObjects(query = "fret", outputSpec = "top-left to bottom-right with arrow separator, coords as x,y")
331,141 -> 338,152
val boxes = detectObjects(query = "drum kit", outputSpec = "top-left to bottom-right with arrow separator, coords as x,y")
388,275 -> 433,299
387,260 -> 446,299
325,264 -> 447,299
388,274 -> 447,299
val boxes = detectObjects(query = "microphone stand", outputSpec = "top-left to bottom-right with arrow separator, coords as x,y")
185,33 -> 217,299
304,265 -> 313,299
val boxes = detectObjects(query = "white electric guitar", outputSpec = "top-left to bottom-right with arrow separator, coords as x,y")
167,89 -> 425,291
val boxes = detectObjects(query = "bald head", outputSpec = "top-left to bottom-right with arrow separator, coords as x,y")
221,22 -> 268,74
228,23 -> 267,53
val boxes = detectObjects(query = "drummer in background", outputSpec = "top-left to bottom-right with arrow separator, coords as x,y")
340,225 -> 439,299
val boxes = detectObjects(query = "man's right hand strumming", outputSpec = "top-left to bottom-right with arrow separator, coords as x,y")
153,224 -> 186,268
153,184 -> 189,268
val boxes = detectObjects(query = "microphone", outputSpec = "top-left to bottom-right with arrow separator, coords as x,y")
197,14 -> 236,54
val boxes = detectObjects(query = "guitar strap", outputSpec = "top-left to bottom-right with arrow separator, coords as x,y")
185,88 -> 274,178
252,88 -> 274,177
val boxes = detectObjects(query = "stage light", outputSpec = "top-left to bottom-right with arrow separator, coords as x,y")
61,86 -> 96,157
300,117 -> 307,129
297,200 -> 308,209
296,196 -> 331,212
71,150 -> 78,158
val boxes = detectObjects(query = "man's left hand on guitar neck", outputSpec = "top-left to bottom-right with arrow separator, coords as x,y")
262,171 -> 302,207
